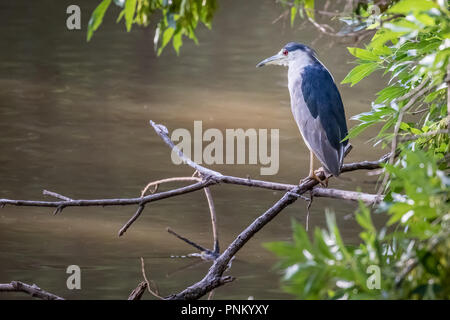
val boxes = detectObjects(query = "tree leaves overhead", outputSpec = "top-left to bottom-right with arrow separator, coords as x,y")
288,0 -> 315,26
340,0 -> 449,159
87,0 -> 112,42
304,0 -> 315,19
87,0 -> 217,55
124,0 -> 137,32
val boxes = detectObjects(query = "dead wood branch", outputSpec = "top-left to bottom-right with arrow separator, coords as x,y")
128,281 -> 147,300
203,186 -> 220,254
312,187 -> 383,204
0,120 -> 390,300
0,281 -> 64,300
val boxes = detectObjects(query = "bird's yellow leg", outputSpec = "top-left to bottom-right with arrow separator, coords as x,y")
300,151 -> 327,187
309,150 -> 315,178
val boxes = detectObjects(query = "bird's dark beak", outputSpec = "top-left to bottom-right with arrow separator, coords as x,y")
256,53 -> 284,68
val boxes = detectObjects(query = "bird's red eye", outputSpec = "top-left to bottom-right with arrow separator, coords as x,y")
282,49 -> 288,56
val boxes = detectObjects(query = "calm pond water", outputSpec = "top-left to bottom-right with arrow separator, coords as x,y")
0,0 -> 386,299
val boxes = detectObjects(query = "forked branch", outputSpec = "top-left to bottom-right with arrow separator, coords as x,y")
0,120 -> 390,300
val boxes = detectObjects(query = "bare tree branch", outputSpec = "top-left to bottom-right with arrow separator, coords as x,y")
0,120 -> 391,300
166,186 -> 303,300
128,281 -> 147,300
0,180 -> 212,210
167,227 -> 210,254
312,187 -> 383,204
0,281 -> 64,300
149,121 -> 222,178
118,205 -> 146,237
43,189 -> 72,201
141,177 -> 202,197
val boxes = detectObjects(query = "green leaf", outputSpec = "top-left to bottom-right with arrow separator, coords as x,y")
304,0 -> 315,19
290,6 -> 297,27
347,47 -> 379,61
157,27 -> 175,56
87,0 -> 112,42
292,219 -> 313,252
341,62 -> 378,86
325,212 -> 349,260
345,122 -> 375,140
409,127 -> 422,135
162,28 -> 175,48
355,202 -> 376,233
264,241 -> 299,259
424,89 -> 444,103
375,86 -> 407,104
125,0 -> 137,32
372,45 -> 392,56
173,30 -> 183,55
388,0 -> 438,15
116,9 -> 125,23
399,122 -> 410,131
369,29 -> 401,50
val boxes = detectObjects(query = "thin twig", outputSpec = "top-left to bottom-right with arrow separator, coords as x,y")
390,79 -> 430,165
203,186 -> 219,254
43,190 -> 72,201
306,190 -> 313,231
167,227 -> 210,253
141,177 -> 202,197
395,233 -> 446,288
141,257 -> 163,299
149,121 -> 222,178
312,187 -> 383,204
118,205 -> 145,237
378,79 -> 430,195
0,180 -> 213,210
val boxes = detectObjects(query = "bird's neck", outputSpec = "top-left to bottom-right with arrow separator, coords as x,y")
288,58 -> 311,92
287,58 -> 323,92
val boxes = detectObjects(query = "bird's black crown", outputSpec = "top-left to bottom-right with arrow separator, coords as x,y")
283,42 -> 316,57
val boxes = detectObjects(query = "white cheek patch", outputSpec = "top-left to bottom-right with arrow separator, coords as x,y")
276,59 -> 289,66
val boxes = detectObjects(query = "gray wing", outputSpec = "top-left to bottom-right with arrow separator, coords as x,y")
298,114 -> 344,176
290,63 -> 348,176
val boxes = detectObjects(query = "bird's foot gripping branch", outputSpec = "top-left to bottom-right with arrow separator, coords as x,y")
0,121 -> 388,300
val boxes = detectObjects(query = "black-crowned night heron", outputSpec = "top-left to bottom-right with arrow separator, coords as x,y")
257,42 -> 348,185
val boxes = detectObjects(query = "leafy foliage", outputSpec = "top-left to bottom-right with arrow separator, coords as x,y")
286,0 -> 315,25
87,0 -> 217,55
266,0 -> 449,300
342,0 -> 449,157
